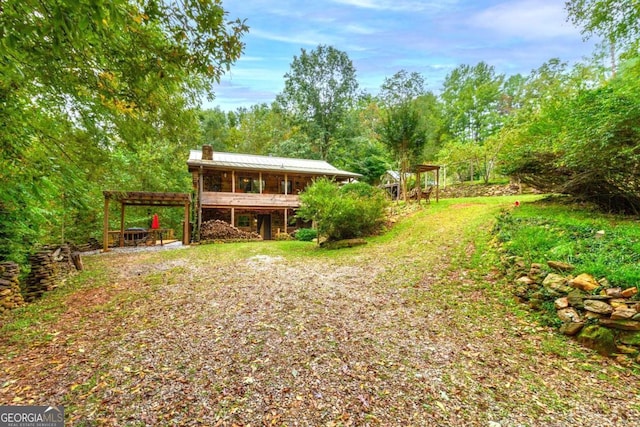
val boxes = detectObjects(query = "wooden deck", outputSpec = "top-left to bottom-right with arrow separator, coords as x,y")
201,192 -> 300,208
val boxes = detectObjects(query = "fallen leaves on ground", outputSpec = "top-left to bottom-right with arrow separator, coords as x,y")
1,201 -> 639,426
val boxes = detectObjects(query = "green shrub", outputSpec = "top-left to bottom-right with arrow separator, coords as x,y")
295,228 -> 317,241
297,178 -> 389,242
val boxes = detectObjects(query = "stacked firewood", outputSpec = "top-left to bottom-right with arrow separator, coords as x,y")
200,220 -> 262,241
0,262 -> 24,313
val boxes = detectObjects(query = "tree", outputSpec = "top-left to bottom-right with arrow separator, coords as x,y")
377,70 -> 428,201
566,0 -> 640,46
498,57 -> 640,213
0,0 -> 247,263
276,45 -> 359,160
440,62 -> 505,183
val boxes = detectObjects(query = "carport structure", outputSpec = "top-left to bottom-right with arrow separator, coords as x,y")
103,191 -> 191,252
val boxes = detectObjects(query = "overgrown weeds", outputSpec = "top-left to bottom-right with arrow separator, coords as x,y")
494,198 -> 640,289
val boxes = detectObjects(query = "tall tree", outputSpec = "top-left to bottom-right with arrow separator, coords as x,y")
0,0 -> 247,263
439,62 -> 505,183
566,0 -> 640,46
276,45 -> 359,160
377,70 -> 427,201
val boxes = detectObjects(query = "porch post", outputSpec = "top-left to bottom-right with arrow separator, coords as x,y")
231,207 -> 235,228
284,208 -> 288,235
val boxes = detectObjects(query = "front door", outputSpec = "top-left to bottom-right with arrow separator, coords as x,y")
257,214 -> 272,240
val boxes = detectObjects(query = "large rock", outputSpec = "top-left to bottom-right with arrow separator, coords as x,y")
569,273 -> 600,292
547,260 -> 575,272
557,308 -> 582,323
554,297 -> 569,310
618,332 -> 640,346
567,291 -> 585,310
559,322 -> 584,336
577,325 -> 617,355
542,273 -> 572,294
610,307 -> 638,320
583,299 -> 613,315
598,319 -> 640,331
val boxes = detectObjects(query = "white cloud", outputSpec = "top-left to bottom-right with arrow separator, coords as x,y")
468,0 -> 581,40
251,28 -> 339,47
330,0 -> 457,12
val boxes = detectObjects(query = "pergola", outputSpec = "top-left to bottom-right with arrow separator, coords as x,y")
414,164 -> 441,202
103,191 -> 191,252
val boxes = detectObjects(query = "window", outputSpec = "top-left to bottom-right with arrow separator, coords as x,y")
237,177 -> 264,193
281,180 -> 292,194
203,174 -> 222,192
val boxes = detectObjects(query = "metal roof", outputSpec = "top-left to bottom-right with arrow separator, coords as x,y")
187,150 -> 361,178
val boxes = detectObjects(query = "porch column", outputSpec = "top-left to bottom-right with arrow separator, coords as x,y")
259,172 -> 263,194
284,174 -> 288,195
284,209 -> 288,234
232,171 -> 236,192
231,207 -> 235,227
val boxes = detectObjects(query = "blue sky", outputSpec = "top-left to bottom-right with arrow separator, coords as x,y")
206,0 -> 598,111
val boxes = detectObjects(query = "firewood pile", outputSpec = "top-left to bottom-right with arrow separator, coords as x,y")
0,262 -> 24,313
24,244 -> 76,302
200,220 -> 262,241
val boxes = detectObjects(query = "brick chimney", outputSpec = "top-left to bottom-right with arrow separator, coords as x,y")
202,144 -> 213,160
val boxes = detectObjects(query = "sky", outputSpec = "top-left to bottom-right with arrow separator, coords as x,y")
205,0 -> 599,111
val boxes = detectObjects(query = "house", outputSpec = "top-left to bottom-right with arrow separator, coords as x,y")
188,145 -> 361,239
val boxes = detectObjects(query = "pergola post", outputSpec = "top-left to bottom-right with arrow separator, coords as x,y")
183,201 -> 190,245
103,197 -> 110,252
119,203 -> 126,247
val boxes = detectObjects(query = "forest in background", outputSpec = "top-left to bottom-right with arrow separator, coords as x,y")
1,0 -> 639,265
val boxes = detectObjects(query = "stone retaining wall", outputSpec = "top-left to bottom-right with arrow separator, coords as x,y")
0,262 -> 25,314
509,258 -> 640,362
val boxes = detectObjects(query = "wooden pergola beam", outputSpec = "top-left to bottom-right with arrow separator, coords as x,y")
103,191 -> 192,252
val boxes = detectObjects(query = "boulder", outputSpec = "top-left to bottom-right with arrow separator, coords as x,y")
618,332 -> 640,347
547,261 -> 575,272
542,274 -> 572,294
559,322 -> 584,336
605,287 -> 623,297
583,299 -> 613,315
567,291 -> 585,310
557,308 -> 581,323
577,325 -> 617,355
598,319 -> 640,331
620,287 -> 638,298
515,275 -> 536,286
569,273 -> 600,292
610,307 -> 638,320
554,297 -> 569,310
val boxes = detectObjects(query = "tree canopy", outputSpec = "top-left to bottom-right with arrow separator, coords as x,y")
0,0 -> 247,263
276,45 -> 359,160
